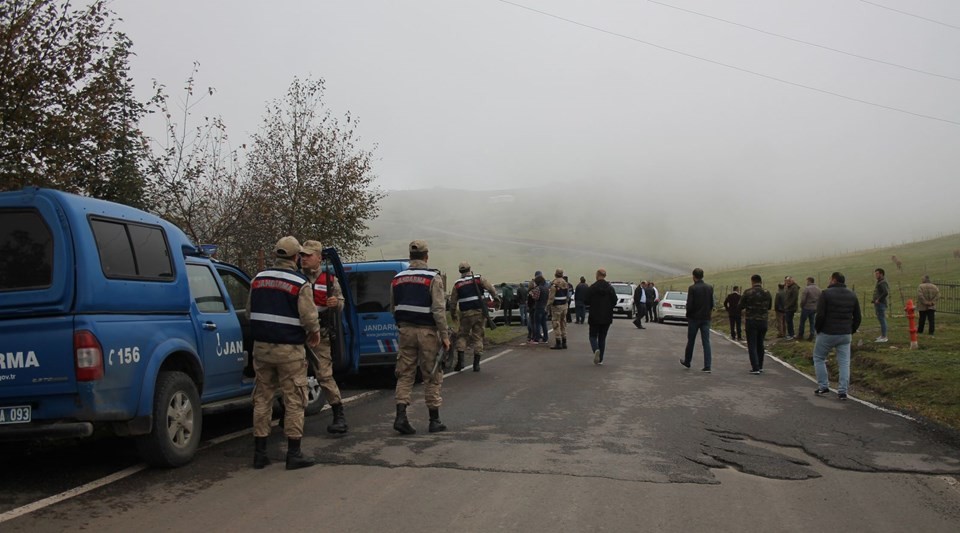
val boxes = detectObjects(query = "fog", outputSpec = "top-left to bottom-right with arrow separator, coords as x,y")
115,0 -> 960,268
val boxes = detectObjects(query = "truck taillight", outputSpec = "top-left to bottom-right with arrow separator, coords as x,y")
74,330 -> 104,381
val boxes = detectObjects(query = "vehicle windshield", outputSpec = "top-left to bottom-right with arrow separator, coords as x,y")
612,284 -> 632,295
664,291 -> 687,301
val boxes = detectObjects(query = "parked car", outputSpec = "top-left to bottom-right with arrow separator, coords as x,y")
657,291 -> 689,323
610,282 -> 636,319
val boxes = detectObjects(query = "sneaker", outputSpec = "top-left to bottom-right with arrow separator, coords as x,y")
814,387 -> 831,396
593,349 -> 600,365
750,370 -> 761,375
785,336 -> 794,340
679,359 -> 691,369
875,337 -> 888,343
837,392 -> 848,401
700,368 -> 711,373
759,368 -> 764,373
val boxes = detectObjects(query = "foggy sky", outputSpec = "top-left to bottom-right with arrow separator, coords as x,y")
115,0 -> 960,253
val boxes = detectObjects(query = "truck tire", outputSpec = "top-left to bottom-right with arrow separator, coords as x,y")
136,371 -> 202,468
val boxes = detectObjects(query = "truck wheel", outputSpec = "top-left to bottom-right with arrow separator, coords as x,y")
136,371 -> 202,468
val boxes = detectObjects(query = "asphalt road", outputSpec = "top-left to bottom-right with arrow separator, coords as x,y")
4,319 -> 960,532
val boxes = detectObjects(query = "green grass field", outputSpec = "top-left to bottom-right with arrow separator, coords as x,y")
658,233 -> 960,433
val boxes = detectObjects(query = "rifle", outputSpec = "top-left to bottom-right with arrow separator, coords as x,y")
472,275 -> 497,330
431,343 -> 448,376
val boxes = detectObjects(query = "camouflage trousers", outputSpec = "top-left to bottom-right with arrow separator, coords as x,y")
395,326 -> 443,408
252,357 -> 308,438
551,305 -> 567,339
456,311 -> 485,354
308,336 -> 342,405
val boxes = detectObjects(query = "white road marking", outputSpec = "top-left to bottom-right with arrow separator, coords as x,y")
716,329 -> 916,421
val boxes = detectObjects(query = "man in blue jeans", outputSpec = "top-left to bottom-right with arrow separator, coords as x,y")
680,268 -> 714,373
872,268 -> 889,342
813,272 -> 862,400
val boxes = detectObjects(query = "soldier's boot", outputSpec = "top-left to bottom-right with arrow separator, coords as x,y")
454,351 -> 465,371
285,438 -> 315,470
550,338 -> 563,350
561,337 -> 568,349
253,436 -> 270,469
327,403 -> 348,434
393,404 -> 416,435
428,408 -> 447,433
473,353 -> 482,372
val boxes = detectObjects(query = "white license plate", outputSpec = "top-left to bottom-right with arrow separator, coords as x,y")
0,405 -> 31,425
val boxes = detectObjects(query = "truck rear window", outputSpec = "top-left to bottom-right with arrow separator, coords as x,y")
349,271 -> 397,313
90,218 -> 173,280
0,210 -> 54,290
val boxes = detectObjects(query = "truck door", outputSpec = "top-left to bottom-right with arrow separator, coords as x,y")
346,267 -> 401,368
321,248 -> 359,375
185,262 -> 246,400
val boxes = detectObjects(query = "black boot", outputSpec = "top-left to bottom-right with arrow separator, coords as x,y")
561,337 -> 567,349
473,353 -> 481,372
550,338 -> 562,350
327,403 -> 348,434
253,436 -> 270,469
454,351 -> 465,371
428,408 -> 447,433
393,404 -> 416,435
285,438 -> 315,470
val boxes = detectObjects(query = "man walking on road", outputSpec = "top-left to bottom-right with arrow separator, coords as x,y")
585,268 -> 617,365
390,240 -> 451,434
574,276 -> 588,324
813,272 -> 862,400
739,275 -> 772,374
680,268 -> 714,373
723,286 -> 742,341
873,268 -> 890,342
633,281 -> 647,329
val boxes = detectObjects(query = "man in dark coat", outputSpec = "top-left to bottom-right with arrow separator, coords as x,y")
680,267 -> 715,372
574,276 -> 589,324
813,272 -> 862,400
585,268 -> 617,365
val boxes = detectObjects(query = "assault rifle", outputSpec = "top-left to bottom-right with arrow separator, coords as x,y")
472,275 -> 498,330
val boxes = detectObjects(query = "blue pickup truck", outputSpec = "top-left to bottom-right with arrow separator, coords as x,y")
0,188 -> 366,467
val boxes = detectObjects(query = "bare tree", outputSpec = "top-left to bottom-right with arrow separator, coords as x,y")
144,65 -> 252,267
243,77 -> 383,261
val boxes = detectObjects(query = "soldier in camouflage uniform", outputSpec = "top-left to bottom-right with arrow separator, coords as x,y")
390,240 -> 451,434
450,261 -> 499,372
300,240 -> 348,434
247,236 -> 321,470
738,274 -> 773,374
547,268 -> 570,349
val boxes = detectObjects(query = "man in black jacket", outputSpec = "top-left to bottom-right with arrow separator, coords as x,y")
681,268 -> 714,372
585,268 -> 618,365
813,272 -> 862,400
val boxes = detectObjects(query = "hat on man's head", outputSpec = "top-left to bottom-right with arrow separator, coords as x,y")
555,268 -> 563,277
274,236 -> 302,258
458,261 -> 471,272
409,240 -> 429,253
302,240 -> 323,256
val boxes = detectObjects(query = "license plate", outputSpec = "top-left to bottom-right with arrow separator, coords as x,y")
0,405 -> 31,425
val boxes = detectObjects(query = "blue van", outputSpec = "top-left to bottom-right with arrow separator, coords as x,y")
324,258 -> 410,374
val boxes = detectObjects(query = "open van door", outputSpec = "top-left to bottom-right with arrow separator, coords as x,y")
322,248 -> 359,375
